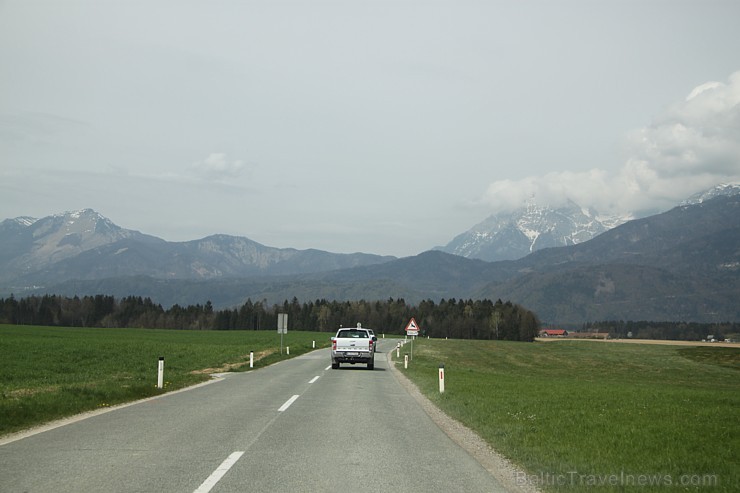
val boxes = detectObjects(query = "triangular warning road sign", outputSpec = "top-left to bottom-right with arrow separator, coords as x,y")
405,317 -> 420,333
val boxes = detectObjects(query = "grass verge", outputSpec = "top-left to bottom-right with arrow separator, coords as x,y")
396,339 -> 739,492
0,325 -> 330,436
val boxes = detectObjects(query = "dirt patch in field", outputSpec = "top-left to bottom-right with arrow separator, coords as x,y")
5,385 -> 60,399
190,349 -> 276,375
536,337 -> 740,348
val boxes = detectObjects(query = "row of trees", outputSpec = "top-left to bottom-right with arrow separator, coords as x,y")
0,294 -> 541,342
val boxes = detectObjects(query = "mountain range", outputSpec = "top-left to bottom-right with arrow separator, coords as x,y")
0,209 -> 394,285
1,184 -> 738,324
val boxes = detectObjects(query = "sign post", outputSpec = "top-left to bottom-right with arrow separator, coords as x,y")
405,318 -> 419,361
277,313 -> 288,354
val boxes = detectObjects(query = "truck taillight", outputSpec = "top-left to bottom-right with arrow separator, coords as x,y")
332,340 -> 336,350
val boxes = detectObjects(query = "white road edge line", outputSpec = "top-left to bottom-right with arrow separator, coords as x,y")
278,394 -> 300,412
193,451 -> 244,493
309,376 -> 320,384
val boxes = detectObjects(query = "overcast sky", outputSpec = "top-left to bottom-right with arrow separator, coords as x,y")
1,1 -> 739,257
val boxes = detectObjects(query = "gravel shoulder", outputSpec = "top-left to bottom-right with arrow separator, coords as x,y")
385,349 -> 541,493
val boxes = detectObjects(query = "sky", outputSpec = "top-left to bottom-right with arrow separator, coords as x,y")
1,0 -> 739,257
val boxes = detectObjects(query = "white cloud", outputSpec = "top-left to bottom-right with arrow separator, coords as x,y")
481,71 -> 740,215
192,153 -> 248,180
686,81 -> 723,102
481,169 -> 615,213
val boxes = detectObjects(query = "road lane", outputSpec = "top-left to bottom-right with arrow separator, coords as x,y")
0,349 -> 329,492
0,339 -> 507,492
217,342 -> 506,492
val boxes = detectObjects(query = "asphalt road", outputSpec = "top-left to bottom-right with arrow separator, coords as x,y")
0,339 -> 507,492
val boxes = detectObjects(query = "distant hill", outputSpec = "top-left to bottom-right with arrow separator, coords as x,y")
471,194 -> 740,322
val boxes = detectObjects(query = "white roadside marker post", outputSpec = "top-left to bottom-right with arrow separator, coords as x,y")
287,346 -> 290,355
396,343 -> 400,358
250,351 -> 254,369
157,357 -> 164,389
438,364 -> 445,393
404,354 -> 408,369
312,340 -> 315,349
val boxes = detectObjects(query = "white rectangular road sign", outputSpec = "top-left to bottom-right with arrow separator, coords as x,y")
277,313 -> 288,334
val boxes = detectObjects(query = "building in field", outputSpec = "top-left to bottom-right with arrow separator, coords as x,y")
539,329 -> 568,337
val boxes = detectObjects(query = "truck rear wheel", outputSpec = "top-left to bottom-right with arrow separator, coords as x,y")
367,361 -> 374,370
332,362 -> 339,369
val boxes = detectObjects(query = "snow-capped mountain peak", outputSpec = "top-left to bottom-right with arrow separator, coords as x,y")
9,216 -> 37,227
0,209 -> 144,276
439,183 -> 736,262
437,199 -> 627,262
681,183 -> 740,206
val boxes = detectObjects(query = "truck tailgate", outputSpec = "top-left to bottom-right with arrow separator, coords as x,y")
335,338 -> 370,352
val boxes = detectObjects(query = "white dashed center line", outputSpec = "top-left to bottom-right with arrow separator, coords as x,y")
193,451 -> 244,493
278,395 -> 300,412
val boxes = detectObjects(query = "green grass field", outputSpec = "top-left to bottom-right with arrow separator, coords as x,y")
397,339 -> 739,492
0,325 -> 330,436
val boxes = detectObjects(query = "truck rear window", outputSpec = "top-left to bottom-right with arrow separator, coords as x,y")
337,330 -> 368,338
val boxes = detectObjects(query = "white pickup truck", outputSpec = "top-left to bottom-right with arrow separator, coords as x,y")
331,324 -> 375,370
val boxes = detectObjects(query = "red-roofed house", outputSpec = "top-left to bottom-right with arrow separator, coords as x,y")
539,329 -> 569,337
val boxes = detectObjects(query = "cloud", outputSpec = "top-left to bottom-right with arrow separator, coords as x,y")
480,169 -> 614,213
481,71 -> 740,214
192,153 -> 248,180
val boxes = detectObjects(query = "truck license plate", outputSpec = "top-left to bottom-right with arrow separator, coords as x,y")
344,352 -> 359,356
